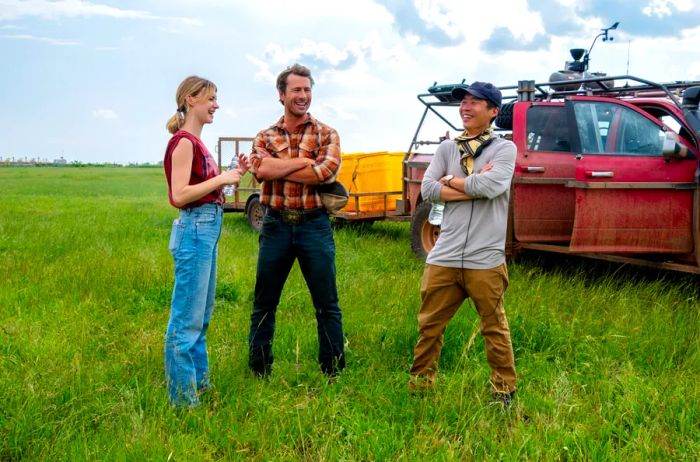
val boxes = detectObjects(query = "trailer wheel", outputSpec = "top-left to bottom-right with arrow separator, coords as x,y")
410,201 -> 440,260
246,195 -> 264,233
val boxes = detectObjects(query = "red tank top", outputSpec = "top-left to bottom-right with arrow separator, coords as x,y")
163,130 -> 223,208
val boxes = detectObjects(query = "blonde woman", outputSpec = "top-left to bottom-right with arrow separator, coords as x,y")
163,76 -> 247,407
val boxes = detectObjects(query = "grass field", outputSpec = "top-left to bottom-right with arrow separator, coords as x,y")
0,166 -> 698,461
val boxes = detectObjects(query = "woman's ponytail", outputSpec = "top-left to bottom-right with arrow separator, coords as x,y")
166,111 -> 184,134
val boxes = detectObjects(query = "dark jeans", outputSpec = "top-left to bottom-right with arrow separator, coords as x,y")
249,211 -> 345,376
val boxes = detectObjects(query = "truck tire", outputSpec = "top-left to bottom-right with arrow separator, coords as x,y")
246,195 -> 264,233
410,201 -> 440,260
495,102 -> 514,130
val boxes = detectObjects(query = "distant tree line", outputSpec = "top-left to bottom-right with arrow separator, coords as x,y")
0,159 -> 163,168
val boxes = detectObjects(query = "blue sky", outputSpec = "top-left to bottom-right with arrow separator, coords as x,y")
2,0 -> 700,164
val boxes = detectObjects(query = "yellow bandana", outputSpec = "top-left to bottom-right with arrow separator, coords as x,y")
454,128 -> 493,175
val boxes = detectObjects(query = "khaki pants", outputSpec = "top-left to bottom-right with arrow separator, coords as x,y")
409,263 -> 517,393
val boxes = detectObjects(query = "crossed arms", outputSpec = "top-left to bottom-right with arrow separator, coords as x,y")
249,128 -> 341,185
436,164 -> 494,202
251,150 -> 319,184
421,140 -> 516,203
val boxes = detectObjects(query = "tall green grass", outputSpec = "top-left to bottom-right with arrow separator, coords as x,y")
0,167 -> 698,460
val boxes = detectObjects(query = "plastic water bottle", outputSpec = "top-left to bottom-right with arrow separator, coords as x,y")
223,156 -> 239,196
428,201 -> 444,226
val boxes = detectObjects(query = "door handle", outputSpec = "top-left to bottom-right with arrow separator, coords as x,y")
586,171 -> 614,178
523,166 -> 545,173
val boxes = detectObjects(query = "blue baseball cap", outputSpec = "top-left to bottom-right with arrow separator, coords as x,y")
451,81 -> 502,108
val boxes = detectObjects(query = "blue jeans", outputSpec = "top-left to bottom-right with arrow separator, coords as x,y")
165,203 -> 222,407
249,211 -> 345,376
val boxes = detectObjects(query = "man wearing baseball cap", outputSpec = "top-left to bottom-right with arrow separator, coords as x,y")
408,81 -> 517,405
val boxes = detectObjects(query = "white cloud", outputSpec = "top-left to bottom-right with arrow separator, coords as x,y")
0,0 -> 201,25
313,101 -> 359,122
643,0 -> 697,17
1,33 -> 80,46
246,34 -> 411,86
414,0 -> 463,42
262,40 -> 350,68
354,32 -> 410,64
246,39 -> 357,85
246,54 -> 276,83
92,109 -> 118,119
643,0 -> 673,17
688,62 -> 700,80
448,0 -> 545,43
251,0 -> 389,21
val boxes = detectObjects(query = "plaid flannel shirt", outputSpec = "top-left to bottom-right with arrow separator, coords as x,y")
250,114 -> 341,210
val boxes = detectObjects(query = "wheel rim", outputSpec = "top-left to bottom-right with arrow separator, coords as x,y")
420,220 -> 440,252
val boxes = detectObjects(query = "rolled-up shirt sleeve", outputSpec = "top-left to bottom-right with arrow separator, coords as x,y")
312,127 -> 341,184
250,132 -> 271,175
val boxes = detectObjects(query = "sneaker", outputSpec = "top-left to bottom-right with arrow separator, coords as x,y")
408,375 -> 435,393
251,369 -> 270,380
491,390 -> 516,407
250,363 -> 272,379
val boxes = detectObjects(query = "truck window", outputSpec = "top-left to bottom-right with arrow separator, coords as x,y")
573,101 -> 665,156
526,106 -> 571,152
639,106 -> 696,149
573,102 -> 612,153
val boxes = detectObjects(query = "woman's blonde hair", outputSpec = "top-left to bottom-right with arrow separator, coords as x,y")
166,76 -> 217,134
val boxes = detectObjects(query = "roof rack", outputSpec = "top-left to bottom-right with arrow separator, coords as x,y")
418,75 -> 700,131
424,74 -> 700,105
410,75 -> 700,152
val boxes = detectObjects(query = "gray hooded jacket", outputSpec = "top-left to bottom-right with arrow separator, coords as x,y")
422,136 -> 516,269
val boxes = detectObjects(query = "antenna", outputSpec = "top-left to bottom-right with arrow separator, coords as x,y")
582,21 -> 620,72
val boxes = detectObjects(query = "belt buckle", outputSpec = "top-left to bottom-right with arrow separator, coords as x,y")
281,209 -> 302,225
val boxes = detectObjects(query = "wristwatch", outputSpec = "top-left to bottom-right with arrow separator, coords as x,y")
444,174 -> 454,187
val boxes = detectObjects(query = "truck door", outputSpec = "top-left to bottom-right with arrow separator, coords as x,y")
569,99 -> 697,253
512,103 -> 577,242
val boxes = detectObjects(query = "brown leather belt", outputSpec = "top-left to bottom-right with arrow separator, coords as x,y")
266,207 -> 326,225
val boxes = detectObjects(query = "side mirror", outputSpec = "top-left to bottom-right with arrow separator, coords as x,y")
662,131 -> 688,161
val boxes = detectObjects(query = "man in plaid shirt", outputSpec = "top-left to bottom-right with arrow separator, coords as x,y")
247,63 -> 345,378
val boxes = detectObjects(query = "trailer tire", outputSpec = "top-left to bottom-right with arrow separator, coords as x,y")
495,102 -> 514,130
246,195 -> 264,233
410,201 -> 440,260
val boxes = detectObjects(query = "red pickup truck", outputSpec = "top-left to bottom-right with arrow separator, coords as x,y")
412,74 -> 700,274
216,54 -> 700,275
